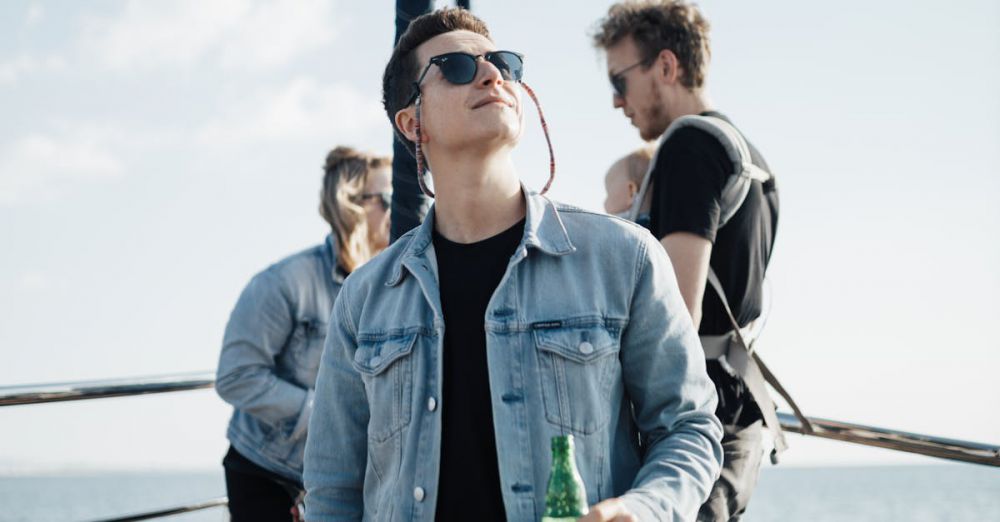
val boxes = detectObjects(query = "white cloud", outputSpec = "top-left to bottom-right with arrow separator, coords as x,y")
219,0 -> 340,69
82,0 -> 338,71
81,0 -> 247,69
0,55 -> 66,85
196,77 -> 385,146
26,3 -> 44,26
17,271 -> 66,293
0,129 -> 124,206
19,271 -> 51,291
0,3 -> 58,84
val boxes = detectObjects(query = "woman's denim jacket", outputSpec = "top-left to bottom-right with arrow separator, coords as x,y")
304,190 -> 723,521
216,235 -> 343,482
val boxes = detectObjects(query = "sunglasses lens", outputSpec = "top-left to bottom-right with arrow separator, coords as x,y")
611,76 -> 626,97
438,54 -> 478,84
433,52 -> 524,86
488,51 -> 524,82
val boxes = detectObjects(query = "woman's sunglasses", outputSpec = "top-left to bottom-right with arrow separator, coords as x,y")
406,50 -> 524,106
355,192 -> 391,211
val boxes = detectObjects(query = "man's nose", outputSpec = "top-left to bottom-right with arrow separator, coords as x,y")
613,92 -> 625,109
477,58 -> 505,87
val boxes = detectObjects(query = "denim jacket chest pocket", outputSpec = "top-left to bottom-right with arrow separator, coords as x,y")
533,322 -> 622,435
352,333 -> 417,443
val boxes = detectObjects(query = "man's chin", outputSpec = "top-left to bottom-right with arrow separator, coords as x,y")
470,124 -> 522,147
639,121 -> 670,141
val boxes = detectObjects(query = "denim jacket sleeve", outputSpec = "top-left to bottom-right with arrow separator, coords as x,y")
303,289 -> 367,520
216,270 -> 315,440
618,233 -> 724,521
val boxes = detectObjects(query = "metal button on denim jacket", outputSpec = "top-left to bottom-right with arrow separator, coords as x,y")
216,235 -> 343,482
304,189 -> 723,521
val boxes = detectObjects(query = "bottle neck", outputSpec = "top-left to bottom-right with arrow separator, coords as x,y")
550,436 -> 574,463
544,435 -> 588,518
549,436 -> 579,475
551,449 -> 573,465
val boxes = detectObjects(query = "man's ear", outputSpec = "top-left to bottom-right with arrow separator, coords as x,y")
655,49 -> 682,85
395,106 -> 418,143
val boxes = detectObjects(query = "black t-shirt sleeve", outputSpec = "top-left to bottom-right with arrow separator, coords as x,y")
649,127 -> 731,243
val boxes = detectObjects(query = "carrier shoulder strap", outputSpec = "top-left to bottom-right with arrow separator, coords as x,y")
704,268 -> 814,462
627,114 -> 771,226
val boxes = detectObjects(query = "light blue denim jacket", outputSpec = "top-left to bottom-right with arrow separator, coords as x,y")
304,189 -> 722,521
216,235 -> 343,482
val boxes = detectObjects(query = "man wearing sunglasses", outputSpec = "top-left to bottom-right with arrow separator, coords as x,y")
304,7 -> 722,522
594,2 -> 783,520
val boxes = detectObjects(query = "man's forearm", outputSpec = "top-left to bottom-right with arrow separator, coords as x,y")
622,412 -> 723,521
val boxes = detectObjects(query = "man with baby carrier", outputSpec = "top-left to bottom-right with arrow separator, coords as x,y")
593,2 -> 812,520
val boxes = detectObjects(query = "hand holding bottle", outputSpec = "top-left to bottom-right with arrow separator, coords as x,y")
542,435 -> 638,522
578,498 -> 637,522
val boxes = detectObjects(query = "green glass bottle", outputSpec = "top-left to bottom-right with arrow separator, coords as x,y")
541,435 -> 589,522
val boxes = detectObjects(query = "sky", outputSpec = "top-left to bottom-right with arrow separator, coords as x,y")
1,0 -> 998,473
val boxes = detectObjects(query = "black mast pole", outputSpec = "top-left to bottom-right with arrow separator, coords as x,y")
389,0 -> 471,243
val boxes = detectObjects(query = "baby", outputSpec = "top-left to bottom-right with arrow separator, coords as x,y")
603,146 -> 655,224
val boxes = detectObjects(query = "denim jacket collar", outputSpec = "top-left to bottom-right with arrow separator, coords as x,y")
324,234 -> 346,285
386,185 -> 576,287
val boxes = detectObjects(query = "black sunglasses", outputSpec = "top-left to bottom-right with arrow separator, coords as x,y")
355,192 -> 391,211
609,57 -> 653,98
406,50 -> 524,106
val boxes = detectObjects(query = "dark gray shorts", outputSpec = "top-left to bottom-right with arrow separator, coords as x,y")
698,420 -> 765,522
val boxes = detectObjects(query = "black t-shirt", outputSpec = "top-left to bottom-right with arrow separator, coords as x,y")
432,218 -> 524,521
647,111 -> 778,426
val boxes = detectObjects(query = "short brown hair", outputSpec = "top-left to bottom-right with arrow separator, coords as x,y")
320,146 -> 391,273
382,8 -> 491,157
592,1 -> 711,90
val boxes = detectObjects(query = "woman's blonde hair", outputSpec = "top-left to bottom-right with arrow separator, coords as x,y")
320,146 -> 391,273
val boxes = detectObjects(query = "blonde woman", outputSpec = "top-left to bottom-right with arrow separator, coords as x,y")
215,146 -> 391,521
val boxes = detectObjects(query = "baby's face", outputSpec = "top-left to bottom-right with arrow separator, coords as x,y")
603,160 -> 633,214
